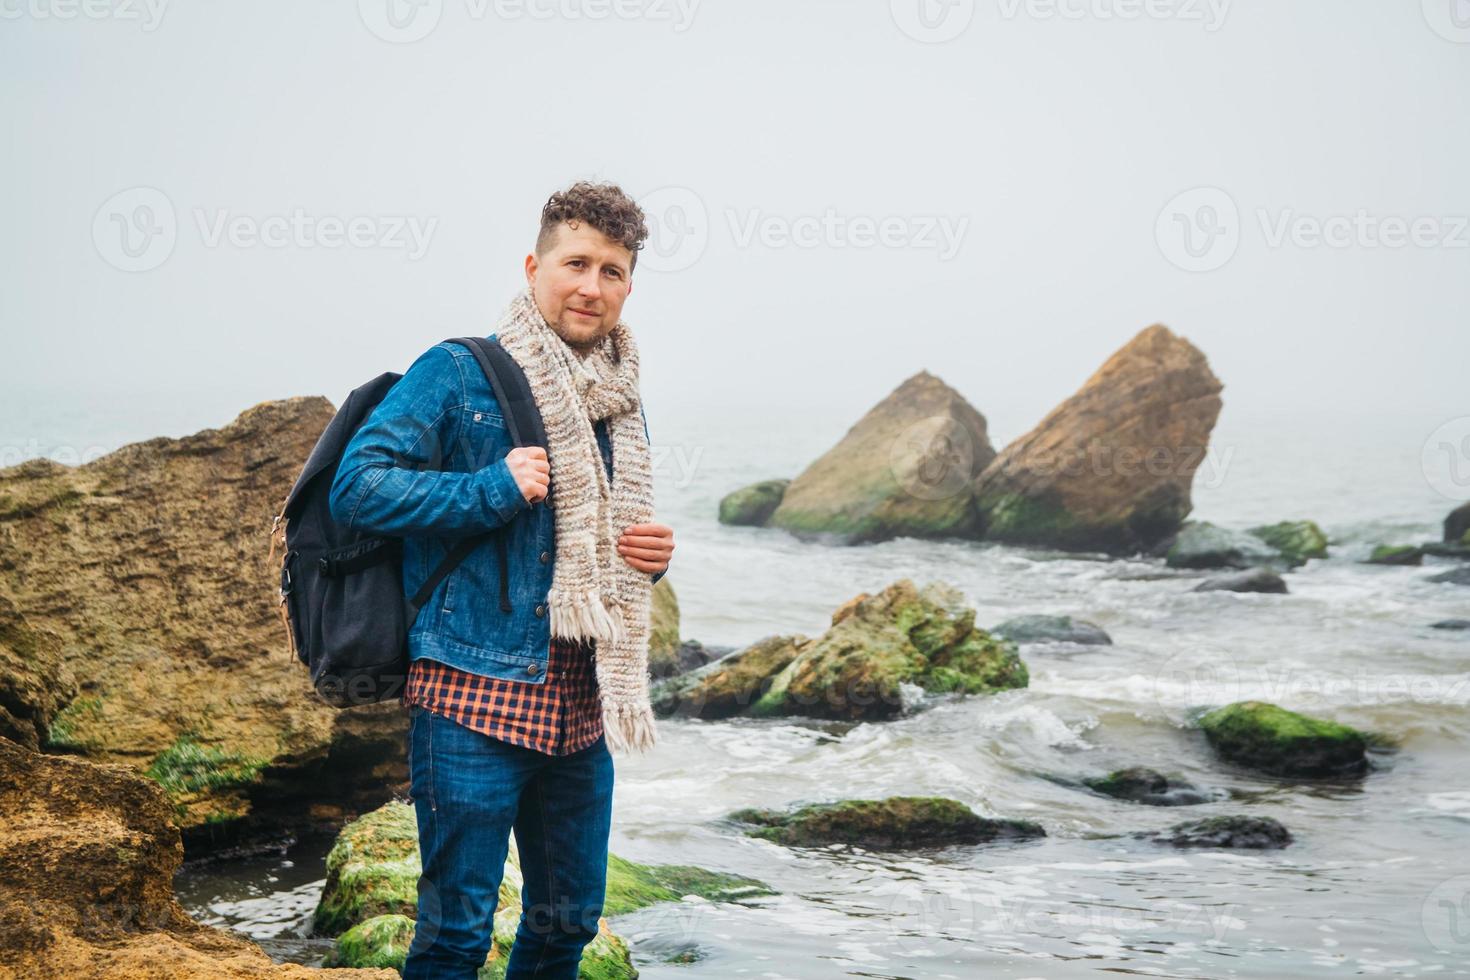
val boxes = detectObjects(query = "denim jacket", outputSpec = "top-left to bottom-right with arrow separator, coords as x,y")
327,337 -> 663,684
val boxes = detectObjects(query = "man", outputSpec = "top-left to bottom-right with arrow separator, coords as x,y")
327,180 -> 674,978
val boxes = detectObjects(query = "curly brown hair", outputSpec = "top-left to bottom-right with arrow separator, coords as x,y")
537,180 -> 649,272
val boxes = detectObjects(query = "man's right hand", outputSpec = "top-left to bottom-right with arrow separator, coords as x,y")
506,446 -> 550,504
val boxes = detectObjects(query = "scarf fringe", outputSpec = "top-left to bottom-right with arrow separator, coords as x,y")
601,700 -> 658,754
549,588 -> 625,643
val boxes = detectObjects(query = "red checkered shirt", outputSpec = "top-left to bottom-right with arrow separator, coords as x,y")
401,637 -> 603,756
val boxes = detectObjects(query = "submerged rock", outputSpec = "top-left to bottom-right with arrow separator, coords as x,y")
1192,568 -> 1288,593
1247,520 -> 1329,566
1198,701 -> 1368,778
718,479 -> 790,527
750,580 -> 1028,721
1167,521 -> 1285,570
768,372 -> 996,544
1083,767 -> 1214,806
1427,565 -> 1470,586
730,796 -> 1044,849
1430,619 -> 1470,631
1367,544 -> 1423,566
991,614 -> 1112,646
972,324 -> 1222,555
1148,814 -> 1292,849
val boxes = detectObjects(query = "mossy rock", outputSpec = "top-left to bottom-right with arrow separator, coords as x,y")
604,853 -> 774,914
1367,544 -> 1423,566
718,479 -> 790,526
1198,701 -> 1368,778
313,800 -> 423,936
751,580 -> 1027,721
1248,520 -> 1328,566
1167,521 -> 1284,570
322,912 -> 415,969
651,635 -> 808,720
1082,767 -> 1212,806
647,577 -> 681,672
731,796 -> 1044,849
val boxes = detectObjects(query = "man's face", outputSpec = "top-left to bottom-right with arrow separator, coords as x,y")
525,220 -> 634,350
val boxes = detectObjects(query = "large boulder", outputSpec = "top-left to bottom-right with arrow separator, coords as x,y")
730,796 -> 1044,849
317,801 -> 770,974
1198,701 -> 1368,778
718,479 -> 789,527
0,735 -> 392,978
1445,501 -> 1470,544
652,634 -> 809,720
750,580 -> 1028,721
768,372 -> 996,543
0,399 -> 411,854
973,325 -> 1222,554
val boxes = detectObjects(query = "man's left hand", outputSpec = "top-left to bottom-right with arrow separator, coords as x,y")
617,522 -> 674,575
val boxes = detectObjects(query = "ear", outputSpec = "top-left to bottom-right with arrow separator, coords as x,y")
524,252 -> 538,285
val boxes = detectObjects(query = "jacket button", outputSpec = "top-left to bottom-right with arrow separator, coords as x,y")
527,663 -> 541,676
534,604 -> 546,618
539,551 -> 550,564
473,413 -> 482,421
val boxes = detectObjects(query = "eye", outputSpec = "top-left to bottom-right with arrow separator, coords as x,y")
568,259 -> 586,268
604,268 -> 623,280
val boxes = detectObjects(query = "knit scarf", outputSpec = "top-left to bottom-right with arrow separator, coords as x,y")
492,287 -> 658,753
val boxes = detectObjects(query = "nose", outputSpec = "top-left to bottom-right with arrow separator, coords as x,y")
576,269 -> 602,301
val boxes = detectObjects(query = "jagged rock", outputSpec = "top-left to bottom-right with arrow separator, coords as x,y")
1166,521 -> 1285,570
1247,520 -> 1329,566
769,372 -> 996,543
1428,565 -> 1470,586
648,576 -> 680,672
1367,544 -> 1423,566
0,398 -> 414,855
0,594 -> 73,750
652,635 -> 808,720
316,801 -> 769,974
730,796 -> 1044,849
1445,501 -> 1470,544
1147,815 -> 1292,849
750,580 -> 1028,721
1198,701 -> 1368,778
1083,767 -> 1213,806
1192,568 -> 1288,593
0,735 -> 392,978
648,639 -> 725,681
972,325 -> 1222,554
718,479 -> 789,527
991,614 -> 1112,646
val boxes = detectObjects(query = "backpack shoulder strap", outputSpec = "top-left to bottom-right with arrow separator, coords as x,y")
444,336 -> 546,450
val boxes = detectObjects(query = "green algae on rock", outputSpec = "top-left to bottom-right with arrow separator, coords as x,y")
1247,520 -> 1329,566
717,478 -> 790,526
1367,544 -> 1423,566
750,580 -> 1028,721
1198,701 -> 1368,778
651,634 -> 809,720
1166,521 -> 1285,570
604,853 -> 775,915
647,576 -> 681,674
312,801 -> 423,937
730,796 -> 1045,849
1082,767 -> 1213,806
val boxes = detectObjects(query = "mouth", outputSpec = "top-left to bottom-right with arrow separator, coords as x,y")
570,308 -> 599,319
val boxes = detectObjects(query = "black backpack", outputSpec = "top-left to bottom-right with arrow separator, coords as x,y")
267,336 -> 546,708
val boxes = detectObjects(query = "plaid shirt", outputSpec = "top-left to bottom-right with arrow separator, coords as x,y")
401,637 -> 603,756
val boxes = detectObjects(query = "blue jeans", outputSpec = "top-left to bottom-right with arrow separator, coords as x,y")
401,704 -> 615,979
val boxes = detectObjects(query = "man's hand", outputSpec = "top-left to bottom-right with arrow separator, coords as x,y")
506,447 -> 550,503
618,522 -> 674,575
